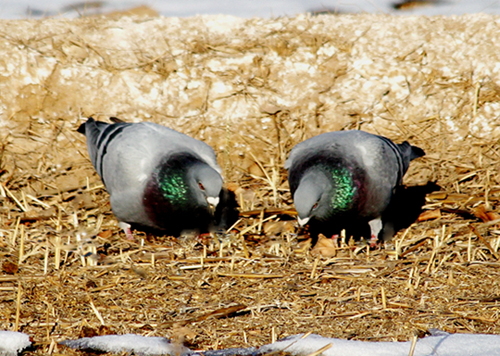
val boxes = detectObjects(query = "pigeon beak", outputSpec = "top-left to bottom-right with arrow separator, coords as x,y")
207,196 -> 219,208
207,196 -> 219,215
297,216 -> 310,226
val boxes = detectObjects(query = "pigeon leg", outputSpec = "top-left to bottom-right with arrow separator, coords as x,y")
198,232 -> 212,245
330,234 -> 339,249
118,221 -> 134,240
368,218 -> 383,247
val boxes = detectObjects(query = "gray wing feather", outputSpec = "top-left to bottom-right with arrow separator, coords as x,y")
102,124 -> 220,188
78,117 -> 118,174
138,122 -> 221,174
286,130 -> 407,183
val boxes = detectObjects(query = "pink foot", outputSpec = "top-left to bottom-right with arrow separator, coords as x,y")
198,232 -> 212,244
119,222 -> 134,240
368,218 -> 383,248
330,234 -> 339,248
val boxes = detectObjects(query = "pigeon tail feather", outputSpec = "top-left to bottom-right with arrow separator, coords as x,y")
77,122 -> 86,134
109,116 -> 125,123
398,141 -> 425,161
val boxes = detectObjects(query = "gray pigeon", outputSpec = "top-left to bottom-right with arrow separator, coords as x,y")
77,117 -> 232,238
285,130 -> 425,245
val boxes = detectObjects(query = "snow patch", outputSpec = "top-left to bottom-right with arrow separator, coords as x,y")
0,331 -> 31,356
60,334 -> 187,356
260,332 -> 500,356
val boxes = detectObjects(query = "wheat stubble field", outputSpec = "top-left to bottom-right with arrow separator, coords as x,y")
0,12 -> 500,354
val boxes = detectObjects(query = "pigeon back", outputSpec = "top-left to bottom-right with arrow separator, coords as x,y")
78,118 -> 220,192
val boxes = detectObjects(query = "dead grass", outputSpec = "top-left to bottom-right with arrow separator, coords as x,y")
0,13 -> 500,355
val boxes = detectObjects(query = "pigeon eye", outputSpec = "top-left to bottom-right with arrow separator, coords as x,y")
198,182 -> 205,190
312,202 -> 319,210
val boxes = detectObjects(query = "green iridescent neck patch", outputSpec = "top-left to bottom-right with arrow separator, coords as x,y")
328,166 -> 357,212
157,169 -> 189,205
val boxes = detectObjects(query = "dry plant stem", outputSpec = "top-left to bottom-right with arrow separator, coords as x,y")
310,256 -> 320,279
218,273 -> 284,278
14,282 -> 21,332
305,343 -> 333,356
381,286 -> 387,309
89,300 -> 105,325
408,333 -> 418,356
248,151 -> 279,206
3,184 -> 27,212
469,225 -> 500,260
18,225 -> 24,266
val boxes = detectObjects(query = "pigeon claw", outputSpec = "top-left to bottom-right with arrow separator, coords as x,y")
369,234 -> 380,248
119,222 -> 134,241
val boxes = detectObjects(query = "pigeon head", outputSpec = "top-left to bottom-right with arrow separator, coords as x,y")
143,152 -> 223,229
187,162 -> 223,211
293,169 -> 330,226
290,158 -> 360,226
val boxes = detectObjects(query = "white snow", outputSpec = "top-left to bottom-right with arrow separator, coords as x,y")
0,331 -> 31,356
53,331 -> 500,356
59,334 -> 188,356
3,0 -> 500,19
260,332 -> 500,356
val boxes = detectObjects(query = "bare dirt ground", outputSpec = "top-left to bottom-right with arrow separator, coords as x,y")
0,12 -> 500,354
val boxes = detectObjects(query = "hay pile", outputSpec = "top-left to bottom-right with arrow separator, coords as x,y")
1,13 -> 500,353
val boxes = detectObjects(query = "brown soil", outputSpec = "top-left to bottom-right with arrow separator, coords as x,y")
1,12 -> 500,354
